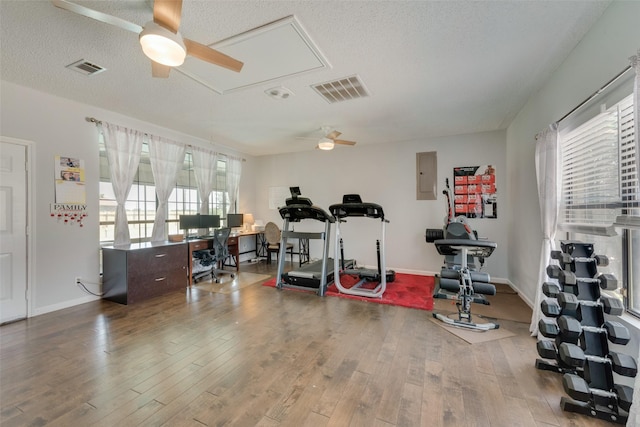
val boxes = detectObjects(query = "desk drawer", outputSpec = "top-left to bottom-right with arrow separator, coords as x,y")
227,236 -> 238,245
189,240 -> 210,251
127,245 -> 185,277
127,268 -> 186,304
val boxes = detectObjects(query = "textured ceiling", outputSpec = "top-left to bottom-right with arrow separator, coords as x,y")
0,0 -> 611,156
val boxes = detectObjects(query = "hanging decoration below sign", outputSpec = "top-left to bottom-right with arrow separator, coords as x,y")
50,204 -> 88,227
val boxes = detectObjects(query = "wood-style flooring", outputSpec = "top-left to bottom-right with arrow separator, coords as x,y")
0,261 -> 613,426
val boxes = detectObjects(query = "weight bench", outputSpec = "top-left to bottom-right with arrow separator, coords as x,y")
432,238 -> 498,331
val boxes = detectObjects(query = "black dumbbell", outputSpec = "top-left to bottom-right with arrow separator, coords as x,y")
551,250 -> 572,266
547,264 -> 561,279
558,270 -> 577,286
608,351 -> 638,377
557,292 -> 624,317
558,270 -> 617,290
558,342 -> 637,376
557,315 -> 631,346
595,254 -> 609,266
542,281 -> 561,298
536,339 -> 557,360
556,315 -> 582,344
541,299 -> 562,318
598,273 -> 618,290
544,293 -> 580,319
604,321 -> 631,345
542,293 -> 622,323
562,373 -> 633,412
538,318 -> 559,338
587,295 -> 624,316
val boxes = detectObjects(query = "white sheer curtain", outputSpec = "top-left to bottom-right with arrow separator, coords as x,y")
529,123 -> 560,336
100,122 -> 144,245
225,156 -> 242,214
148,135 -> 185,242
627,49 -> 640,427
192,147 -> 218,214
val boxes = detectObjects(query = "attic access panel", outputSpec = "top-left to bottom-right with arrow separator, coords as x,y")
177,16 -> 330,94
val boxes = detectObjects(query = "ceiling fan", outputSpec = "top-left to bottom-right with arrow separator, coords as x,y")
51,0 -> 244,78
299,127 -> 356,150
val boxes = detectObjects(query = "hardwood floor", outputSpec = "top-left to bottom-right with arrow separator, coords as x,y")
0,261 -> 613,426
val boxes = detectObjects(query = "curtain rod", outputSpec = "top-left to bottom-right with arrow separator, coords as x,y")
86,116 -> 246,161
535,64 -> 632,140
556,65 -> 631,124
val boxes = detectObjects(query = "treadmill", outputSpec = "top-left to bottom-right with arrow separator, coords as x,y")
276,190 -> 351,296
329,194 -> 394,298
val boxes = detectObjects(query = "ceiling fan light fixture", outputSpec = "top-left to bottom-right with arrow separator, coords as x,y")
317,138 -> 334,150
139,21 -> 186,66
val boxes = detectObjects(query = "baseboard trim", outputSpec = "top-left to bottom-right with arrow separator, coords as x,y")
33,295 -> 101,317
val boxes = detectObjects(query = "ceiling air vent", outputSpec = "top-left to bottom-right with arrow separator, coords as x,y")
66,59 -> 106,76
311,75 -> 370,103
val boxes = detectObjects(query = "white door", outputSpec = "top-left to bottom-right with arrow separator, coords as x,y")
0,141 -> 28,323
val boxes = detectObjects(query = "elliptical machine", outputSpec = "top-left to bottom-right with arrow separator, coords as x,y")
426,179 -> 498,331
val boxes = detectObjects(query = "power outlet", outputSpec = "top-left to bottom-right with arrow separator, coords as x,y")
75,277 -> 81,285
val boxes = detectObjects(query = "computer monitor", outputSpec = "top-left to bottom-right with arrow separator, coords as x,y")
179,214 -> 200,230
227,213 -> 244,228
179,214 -> 220,235
198,215 -> 220,229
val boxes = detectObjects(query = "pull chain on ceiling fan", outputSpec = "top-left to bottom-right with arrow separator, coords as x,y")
52,0 -> 244,78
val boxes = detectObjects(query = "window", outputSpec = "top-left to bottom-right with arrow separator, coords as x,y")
558,74 -> 639,317
99,138 -> 229,244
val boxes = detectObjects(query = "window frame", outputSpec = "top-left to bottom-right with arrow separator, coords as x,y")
99,139 -> 230,245
557,77 -> 639,318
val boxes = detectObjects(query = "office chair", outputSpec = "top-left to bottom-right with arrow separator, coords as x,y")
264,221 -> 294,264
210,227 -> 234,283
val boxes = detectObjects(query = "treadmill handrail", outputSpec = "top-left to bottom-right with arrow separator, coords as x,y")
329,202 -> 385,221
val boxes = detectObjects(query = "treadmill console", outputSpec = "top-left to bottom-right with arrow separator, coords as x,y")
279,204 -> 335,223
329,194 -> 385,220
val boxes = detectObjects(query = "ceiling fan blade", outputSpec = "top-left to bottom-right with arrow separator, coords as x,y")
51,0 -> 142,33
334,139 -> 356,146
183,38 -> 244,72
326,130 -> 342,140
153,0 -> 182,33
152,61 -> 171,78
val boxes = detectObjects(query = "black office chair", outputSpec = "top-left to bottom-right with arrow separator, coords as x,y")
210,227 -> 235,283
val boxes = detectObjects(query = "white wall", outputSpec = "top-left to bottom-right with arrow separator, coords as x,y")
0,80 -> 255,315
253,130 -> 509,280
506,1 -> 640,307
505,0 -> 640,375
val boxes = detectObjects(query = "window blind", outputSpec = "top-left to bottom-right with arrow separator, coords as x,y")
559,93 -> 637,233
620,95 -> 639,217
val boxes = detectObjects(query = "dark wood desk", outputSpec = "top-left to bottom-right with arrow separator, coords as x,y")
187,231 -> 266,285
103,241 -> 188,304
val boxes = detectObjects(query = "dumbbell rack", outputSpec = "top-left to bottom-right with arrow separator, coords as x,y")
535,240 -> 636,424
